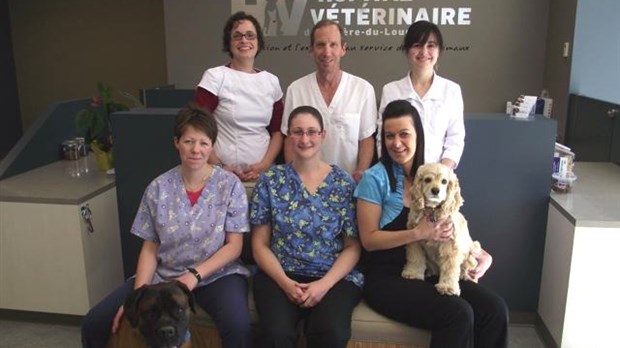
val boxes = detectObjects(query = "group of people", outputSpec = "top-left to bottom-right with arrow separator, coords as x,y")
81,11 -> 508,348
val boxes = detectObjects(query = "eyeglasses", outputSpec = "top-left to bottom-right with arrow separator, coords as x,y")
289,129 -> 323,138
231,31 -> 257,41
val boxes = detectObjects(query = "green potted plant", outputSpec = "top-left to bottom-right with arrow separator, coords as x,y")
75,82 -> 139,171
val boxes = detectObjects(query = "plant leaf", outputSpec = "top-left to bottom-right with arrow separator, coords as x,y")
119,89 -> 143,108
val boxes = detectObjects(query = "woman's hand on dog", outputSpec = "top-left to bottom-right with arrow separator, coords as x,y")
111,305 -> 125,334
416,216 -> 454,242
468,248 -> 493,281
176,272 -> 199,291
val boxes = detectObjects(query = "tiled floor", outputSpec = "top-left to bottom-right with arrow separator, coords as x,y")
0,319 -> 547,348
0,319 -> 81,348
508,325 -> 547,348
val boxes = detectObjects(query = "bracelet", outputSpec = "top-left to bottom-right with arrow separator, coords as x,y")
187,267 -> 202,282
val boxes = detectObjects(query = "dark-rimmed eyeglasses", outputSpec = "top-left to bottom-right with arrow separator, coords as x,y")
232,31 -> 257,41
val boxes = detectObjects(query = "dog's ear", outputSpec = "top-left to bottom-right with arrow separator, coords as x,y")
174,281 -> 196,313
442,169 -> 464,215
124,285 -> 148,328
411,173 -> 426,210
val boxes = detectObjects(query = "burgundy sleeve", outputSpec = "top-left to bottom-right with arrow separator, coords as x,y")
194,87 -> 219,113
269,99 -> 284,134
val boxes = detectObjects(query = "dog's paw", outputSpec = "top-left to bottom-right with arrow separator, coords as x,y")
401,269 -> 425,280
435,282 -> 461,296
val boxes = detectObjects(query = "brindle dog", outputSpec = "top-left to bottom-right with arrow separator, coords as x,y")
108,281 -> 195,348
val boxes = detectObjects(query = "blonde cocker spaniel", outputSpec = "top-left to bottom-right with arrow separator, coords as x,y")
402,163 -> 481,296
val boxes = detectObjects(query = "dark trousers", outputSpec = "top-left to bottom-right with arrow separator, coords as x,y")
81,274 -> 252,348
364,273 -> 508,348
253,271 -> 362,348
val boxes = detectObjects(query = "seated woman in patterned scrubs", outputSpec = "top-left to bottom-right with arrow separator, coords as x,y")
81,104 -> 252,348
249,105 -> 363,348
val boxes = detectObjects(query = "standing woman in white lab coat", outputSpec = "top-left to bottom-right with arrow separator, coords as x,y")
378,21 -> 465,170
195,11 -> 284,182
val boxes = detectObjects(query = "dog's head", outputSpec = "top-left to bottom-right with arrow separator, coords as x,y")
124,281 -> 195,348
411,163 -> 463,217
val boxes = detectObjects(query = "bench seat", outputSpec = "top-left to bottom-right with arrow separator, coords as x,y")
191,288 -> 431,348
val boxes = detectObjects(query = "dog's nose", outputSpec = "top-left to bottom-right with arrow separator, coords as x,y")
158,326 -> 177,339
431,187 -> 440,195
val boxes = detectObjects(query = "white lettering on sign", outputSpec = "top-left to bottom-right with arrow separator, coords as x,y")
312,7 -> 471,26
232,0 -> 472,37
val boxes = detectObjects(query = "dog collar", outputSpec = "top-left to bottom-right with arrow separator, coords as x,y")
170,331 -> 191,348
171,330 -> 190,347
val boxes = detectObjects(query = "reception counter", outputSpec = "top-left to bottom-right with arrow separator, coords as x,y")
456,113 -> 556,316
0,155 -> 124,315
548,162 -> 620,227
538,162 -> 620,347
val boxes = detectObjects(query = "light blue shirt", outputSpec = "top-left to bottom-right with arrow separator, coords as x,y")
354,162 -> 406,229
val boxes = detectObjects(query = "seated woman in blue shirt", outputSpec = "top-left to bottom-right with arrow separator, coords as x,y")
249,105 -> 363,348
355,100 -> 508,348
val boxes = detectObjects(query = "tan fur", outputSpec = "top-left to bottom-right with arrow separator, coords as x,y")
402,163 -> 481,296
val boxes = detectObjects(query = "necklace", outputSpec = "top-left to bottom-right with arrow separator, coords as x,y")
181,168 -> 211,192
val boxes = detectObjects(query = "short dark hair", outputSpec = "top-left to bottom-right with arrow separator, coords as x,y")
380,100 -> 425,192
310,19 -> 345,47
288,105 -> 324,131
222,11 -> 265,58
175,103 -> 218,144
403,20 -> 444,53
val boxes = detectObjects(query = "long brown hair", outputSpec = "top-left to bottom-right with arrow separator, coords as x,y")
380,100 -> 425,192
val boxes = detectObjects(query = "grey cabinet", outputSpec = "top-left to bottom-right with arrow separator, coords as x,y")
565,94 -> 620,164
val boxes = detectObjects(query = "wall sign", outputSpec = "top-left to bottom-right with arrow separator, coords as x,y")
232,0 -> 473,39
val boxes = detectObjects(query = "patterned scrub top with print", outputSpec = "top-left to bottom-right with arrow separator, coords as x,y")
131,166 -> 250,286
250,164 -> 363,288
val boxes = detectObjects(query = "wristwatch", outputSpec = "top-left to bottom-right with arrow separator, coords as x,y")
186,267 -> 202,282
